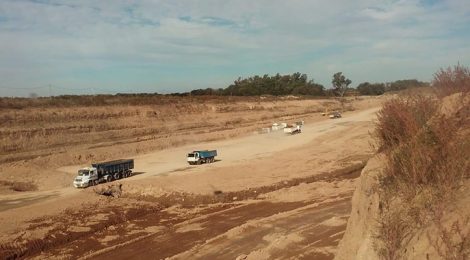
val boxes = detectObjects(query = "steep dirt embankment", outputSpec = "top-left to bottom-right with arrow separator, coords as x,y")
336,155 -> 470,260
334,155 -> 382,260
336,92 -> 470,260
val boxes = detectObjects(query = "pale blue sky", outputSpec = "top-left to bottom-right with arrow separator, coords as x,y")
0,0 -> 469,96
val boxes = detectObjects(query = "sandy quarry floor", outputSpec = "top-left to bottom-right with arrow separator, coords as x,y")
0,105 -> 380,259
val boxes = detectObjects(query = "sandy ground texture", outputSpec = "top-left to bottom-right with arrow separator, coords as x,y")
0,98 -> 382,259
0,96 -> 382,191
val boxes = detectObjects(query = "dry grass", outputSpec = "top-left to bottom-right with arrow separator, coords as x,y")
433,64 -> 470,97
385,115 -> 468,199
374,65 -> 470,260
374,94 -> 438,152
431,213 -> 470,260
0,94 -> 276,109
376,202 -> 413,260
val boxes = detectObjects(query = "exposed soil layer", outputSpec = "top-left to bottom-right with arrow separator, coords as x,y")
0,97 -> 382,259
0,164 -> 361,260
0,96 -> 381,191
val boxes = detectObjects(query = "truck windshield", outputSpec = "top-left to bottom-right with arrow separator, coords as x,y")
78,170 -> 89,176
188,153 -> 195,157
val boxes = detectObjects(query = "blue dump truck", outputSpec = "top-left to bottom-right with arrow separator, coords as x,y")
187,150 -> 217,165
73,159 -> 134,188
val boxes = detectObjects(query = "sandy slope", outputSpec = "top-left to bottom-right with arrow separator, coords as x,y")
0,105 -> 380,259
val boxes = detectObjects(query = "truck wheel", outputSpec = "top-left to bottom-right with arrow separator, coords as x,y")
106,176 -> 112,182
93,180 -> 98,186
88,181 -> 94,187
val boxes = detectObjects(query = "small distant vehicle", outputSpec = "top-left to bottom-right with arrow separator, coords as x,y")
187,150 -> 217,165
73,159 -> 134,188
284,124 -> 302,135
329,112 -> 342,119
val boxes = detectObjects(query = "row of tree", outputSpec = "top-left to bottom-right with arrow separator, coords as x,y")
356,80 -> 430,95
186,72 -> 429,97
190,73 -> 325,96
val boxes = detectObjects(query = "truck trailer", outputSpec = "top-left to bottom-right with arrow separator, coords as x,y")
73,159 -> 134,188
187,150 -> 217,165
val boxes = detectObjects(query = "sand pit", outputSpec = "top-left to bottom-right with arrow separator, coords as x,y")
0,97 -> 382,259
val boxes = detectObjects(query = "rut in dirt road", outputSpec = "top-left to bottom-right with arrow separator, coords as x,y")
123,161 -> 365,207
93,199 -> 352,260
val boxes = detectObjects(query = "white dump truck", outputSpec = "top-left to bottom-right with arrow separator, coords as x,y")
73,159 -> 134,188
187,150 -> 217,165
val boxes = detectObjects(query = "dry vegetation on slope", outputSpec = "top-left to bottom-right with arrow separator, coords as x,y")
337,65 -> 470,260
375,94 -> 469,259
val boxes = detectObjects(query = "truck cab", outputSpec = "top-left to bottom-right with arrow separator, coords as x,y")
187,150 -> 217,165
187,152 -> 200,164
73,167 -> 98,188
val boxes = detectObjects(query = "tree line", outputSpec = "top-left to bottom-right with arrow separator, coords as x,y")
190,72 -> 324,96
188,72 -> 429,97
356,80 -> 429,95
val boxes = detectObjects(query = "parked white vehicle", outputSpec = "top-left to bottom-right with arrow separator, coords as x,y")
284,124 -> 302,135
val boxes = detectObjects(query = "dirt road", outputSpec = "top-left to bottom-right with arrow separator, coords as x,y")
80,107 -> 379,193
0,107 -> 379,259
1,107 -> 377,211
